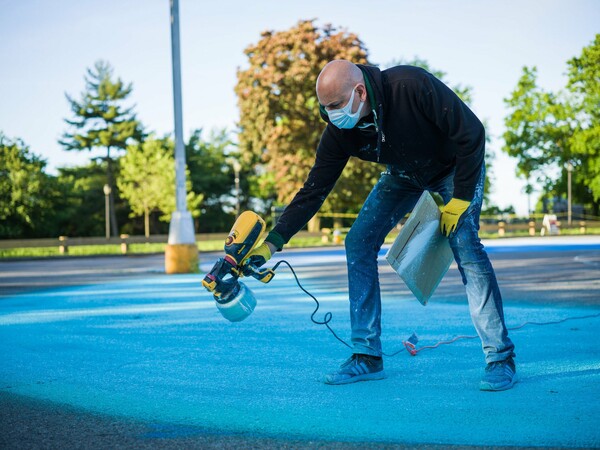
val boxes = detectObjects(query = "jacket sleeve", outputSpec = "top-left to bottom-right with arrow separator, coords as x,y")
266,126 -> 349,250
418,73 -> 485,201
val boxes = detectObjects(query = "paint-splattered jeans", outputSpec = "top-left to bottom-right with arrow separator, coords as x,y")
345,164 -> 515,363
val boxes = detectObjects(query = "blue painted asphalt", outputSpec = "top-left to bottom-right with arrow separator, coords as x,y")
1,239 -> 599,447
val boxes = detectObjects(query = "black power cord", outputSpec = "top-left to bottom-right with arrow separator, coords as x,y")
272,260 -> 352,350
271,259 -> 600,357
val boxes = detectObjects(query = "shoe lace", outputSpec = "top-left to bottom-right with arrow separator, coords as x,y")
486,359 -> 513,373
356,354 -> 376,367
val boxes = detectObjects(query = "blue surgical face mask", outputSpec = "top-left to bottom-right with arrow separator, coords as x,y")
327,86 -> 364,129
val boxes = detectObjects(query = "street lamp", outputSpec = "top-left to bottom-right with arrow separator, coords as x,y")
232,159 -> 241,217
567,162 -> 573,226
226,158 -> 242,217
525,178 -> 533,218
165,0 -> 198,274
103,184 -> 111,239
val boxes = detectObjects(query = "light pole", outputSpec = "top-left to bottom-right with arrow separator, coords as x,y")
567,162 -> 573,226
228,158 -> 242,217
165,0 -> 198,274
525,178 -> 533,218
103,184 -> 111,239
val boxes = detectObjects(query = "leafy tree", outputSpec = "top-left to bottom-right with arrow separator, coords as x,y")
0,133 -> 61,238
185,129 -> 241,232
54,161 -> 114,237
503,35 -> 599,215
60,60 -> 145,236
235,19 -> 381,217
118,136 -> 203,237
567,34 -> 600,206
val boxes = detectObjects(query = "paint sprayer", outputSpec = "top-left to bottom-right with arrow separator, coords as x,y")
201,211 -> 275,322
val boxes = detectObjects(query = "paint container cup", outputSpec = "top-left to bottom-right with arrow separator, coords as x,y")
215,281 -> 257,322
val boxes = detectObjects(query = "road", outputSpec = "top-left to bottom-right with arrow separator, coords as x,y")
1,236 -> 599,449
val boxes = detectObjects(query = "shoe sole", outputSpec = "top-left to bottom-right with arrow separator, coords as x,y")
480,374 -> 518,391
324,370 -> 387,385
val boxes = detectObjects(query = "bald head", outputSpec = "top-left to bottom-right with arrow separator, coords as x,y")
316,60 -> 369,120
316,60 -> 364,106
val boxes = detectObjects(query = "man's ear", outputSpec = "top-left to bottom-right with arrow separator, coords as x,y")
356,84 -> 368,102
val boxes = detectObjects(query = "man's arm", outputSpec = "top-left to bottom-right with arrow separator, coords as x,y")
265,127 -> 349,251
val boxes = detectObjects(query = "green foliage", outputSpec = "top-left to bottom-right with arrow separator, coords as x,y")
236,22 -> 496,216
60,60 -> 144,155
60,60 -> 145,235
118,136 -> 203,237
54,161 -> 108,237
185,129 -> 239,232
0,133 -> 60,238
566,34 -> 600,203
503,35 -> 599,214
235,19 -> 381,214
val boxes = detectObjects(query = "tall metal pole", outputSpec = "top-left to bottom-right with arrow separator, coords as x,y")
103,184 -> 111,239
567,162 -> 573,226
233,160 -> 241,217
167,0 -> 195,247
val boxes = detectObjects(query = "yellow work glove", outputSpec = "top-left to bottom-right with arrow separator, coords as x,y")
440,198 -> 471,236
243,242 -> 272,270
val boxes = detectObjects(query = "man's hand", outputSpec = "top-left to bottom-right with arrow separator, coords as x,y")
440,198 -> 471,236
243,242 -> 274,269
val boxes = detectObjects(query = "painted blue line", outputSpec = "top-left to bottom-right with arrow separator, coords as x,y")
286,243 -> 600,259
482,244 -> 600,254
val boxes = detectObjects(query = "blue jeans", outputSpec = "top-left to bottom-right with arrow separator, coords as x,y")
345,165 -> 515,363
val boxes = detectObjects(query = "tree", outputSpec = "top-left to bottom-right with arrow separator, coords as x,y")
60,60 -> 145,236
185,129 -> 240,232
0,133 -> 58,238
503,35 -> 599,215
235,19 -> 381,217
567,34 -> 600,205
54,161 -> 113,237
118,136 -> 203,237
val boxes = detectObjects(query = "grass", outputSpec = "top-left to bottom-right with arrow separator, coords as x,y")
1,229 -> 599,260
0,241 -> 224,259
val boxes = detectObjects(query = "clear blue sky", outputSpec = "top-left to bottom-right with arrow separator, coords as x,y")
1,0 -> 598,215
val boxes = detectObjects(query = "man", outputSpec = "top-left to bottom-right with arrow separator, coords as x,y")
246,60 -> 516,391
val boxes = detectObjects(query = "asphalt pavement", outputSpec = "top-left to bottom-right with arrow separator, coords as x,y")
1,236 -> 599,448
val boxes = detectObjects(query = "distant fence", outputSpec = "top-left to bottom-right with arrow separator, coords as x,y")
2,217 -> 599,254
0,233 -> 228,255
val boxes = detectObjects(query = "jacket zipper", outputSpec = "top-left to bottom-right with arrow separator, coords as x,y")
373,105 -> 385,161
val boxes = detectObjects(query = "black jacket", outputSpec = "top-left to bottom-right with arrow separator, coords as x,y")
267,64 -> 485,250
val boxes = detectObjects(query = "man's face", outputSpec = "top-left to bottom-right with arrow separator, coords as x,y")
318,84 -> 366,115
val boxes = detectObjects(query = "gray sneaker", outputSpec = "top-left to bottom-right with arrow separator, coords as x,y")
480,357 -> 517,391
324,354 -> 387,385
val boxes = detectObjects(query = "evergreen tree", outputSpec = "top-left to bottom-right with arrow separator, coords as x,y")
60,60 -> 145,236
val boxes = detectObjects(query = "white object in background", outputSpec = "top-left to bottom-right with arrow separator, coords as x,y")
541,214 -> 561,236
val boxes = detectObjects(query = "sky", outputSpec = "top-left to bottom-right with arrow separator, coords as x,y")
1,0 -> 598,216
